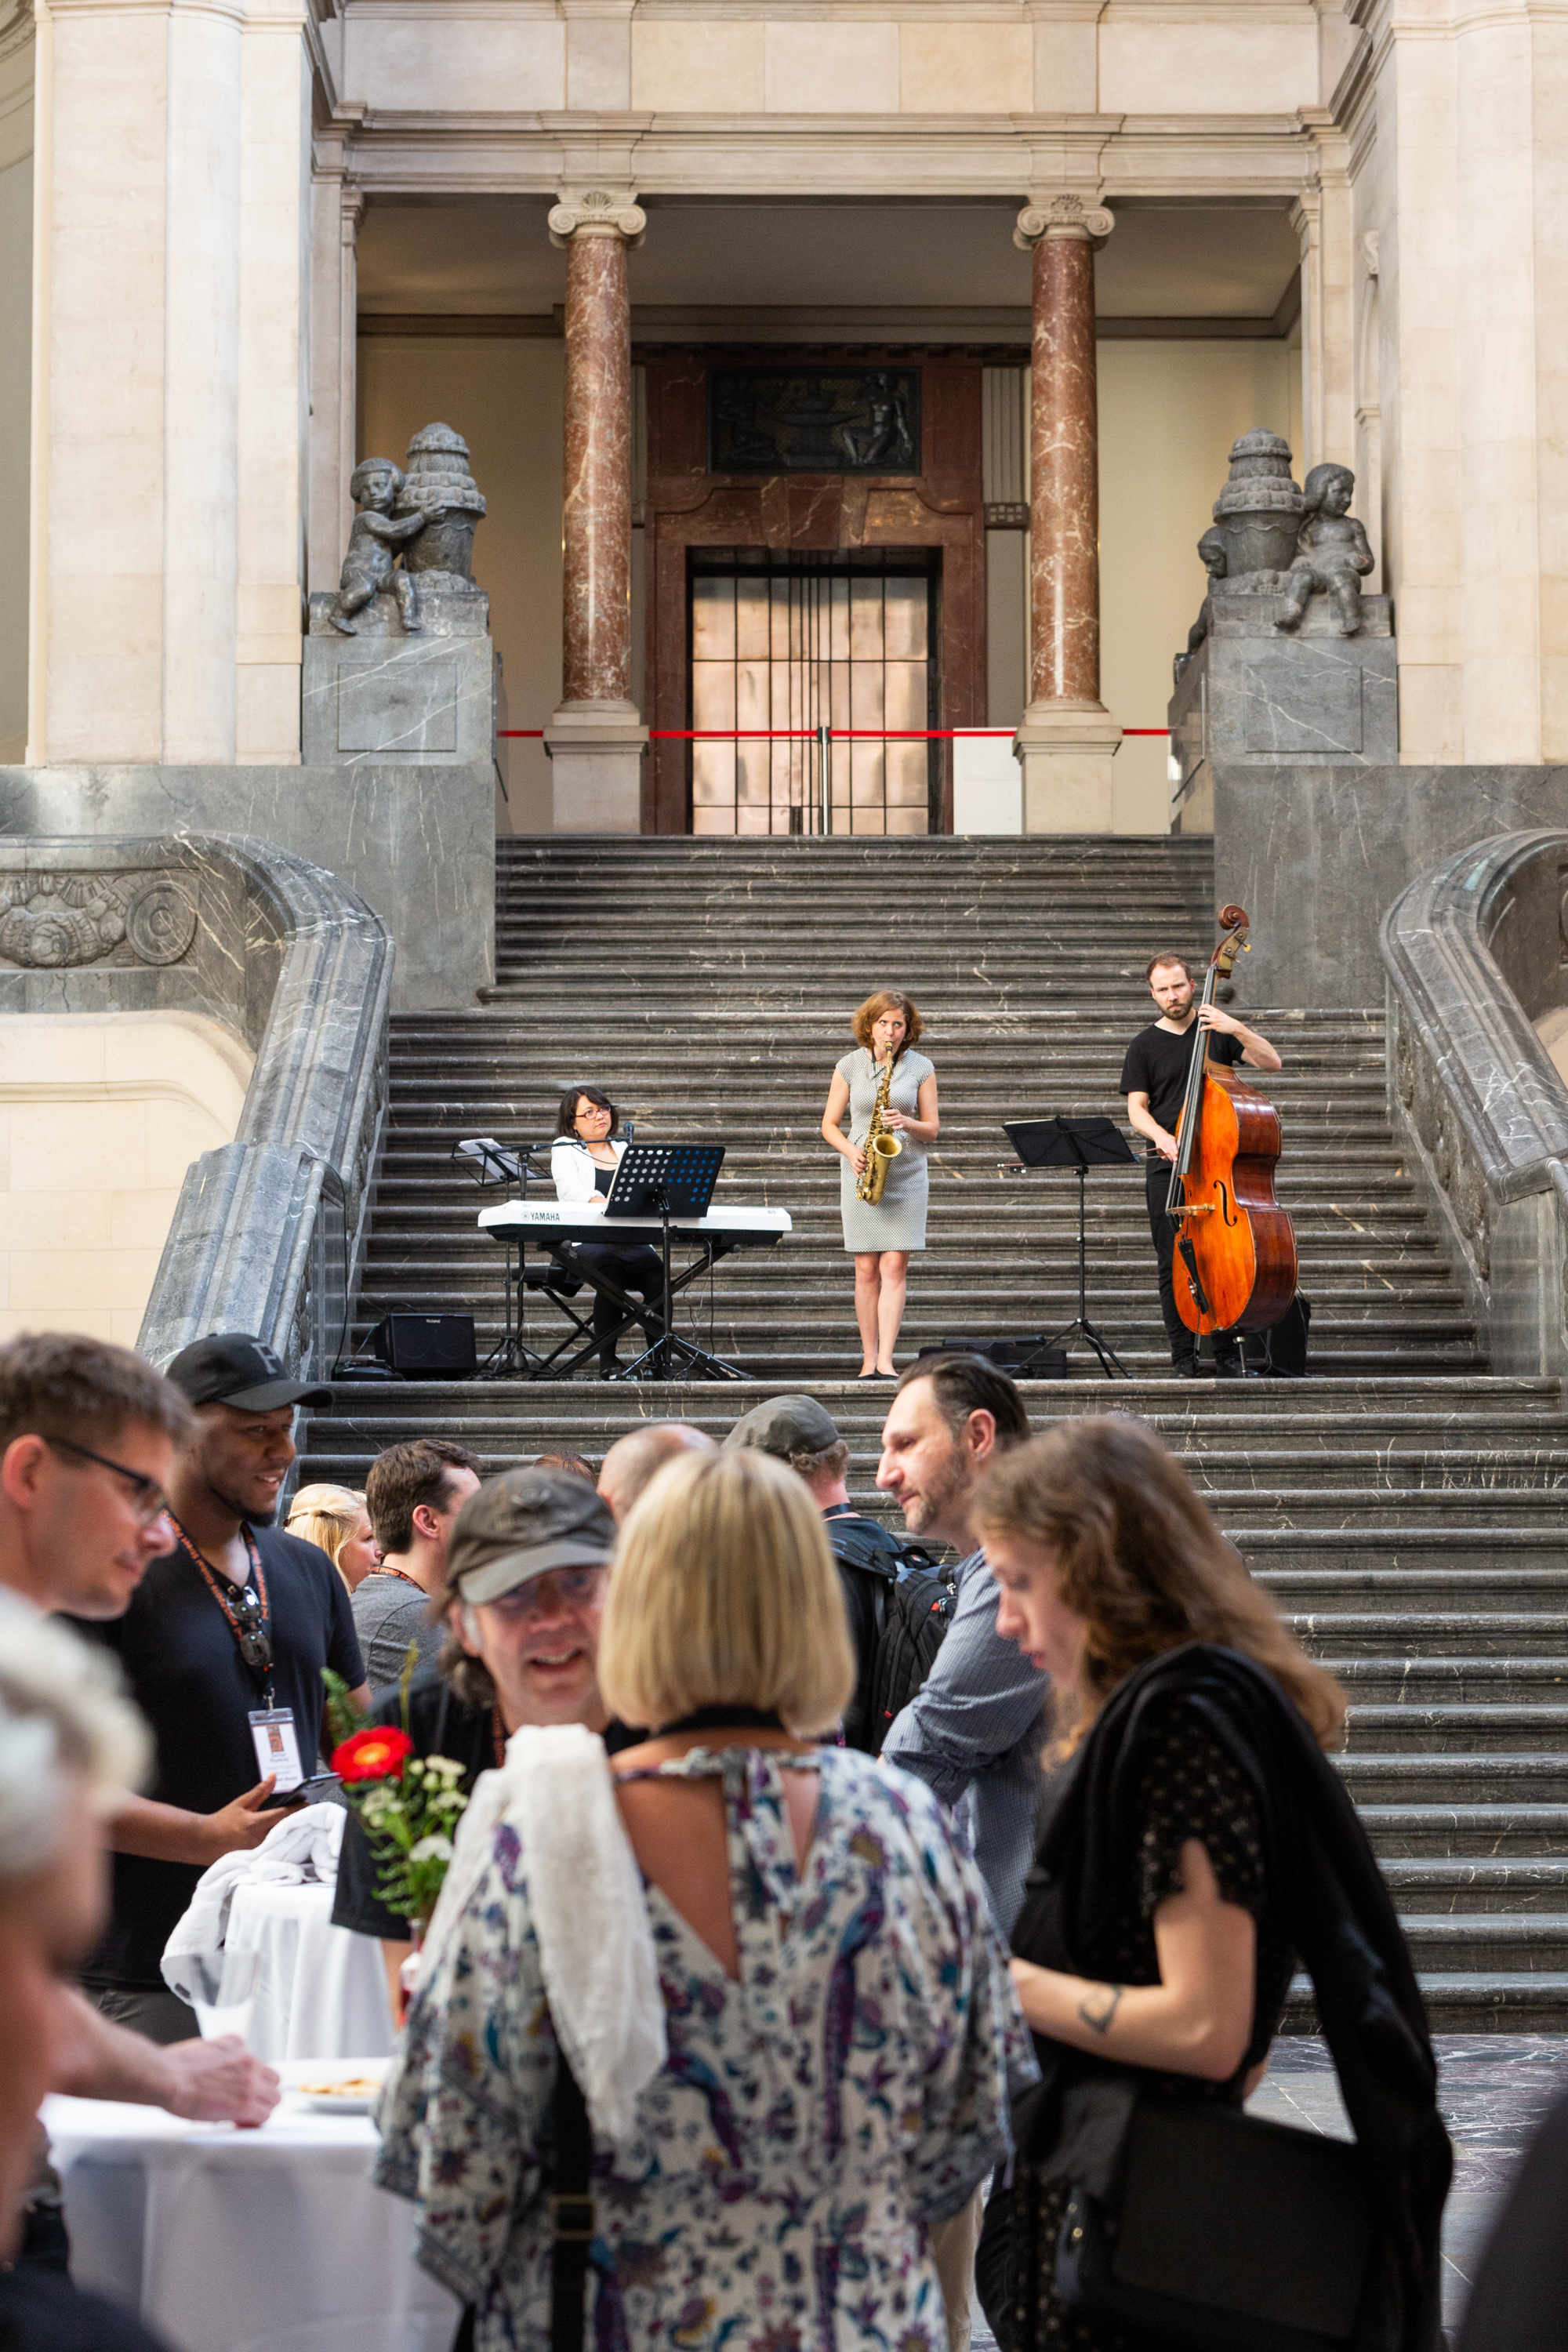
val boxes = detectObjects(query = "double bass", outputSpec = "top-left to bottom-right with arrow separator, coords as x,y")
1167,906 -> 1297,1338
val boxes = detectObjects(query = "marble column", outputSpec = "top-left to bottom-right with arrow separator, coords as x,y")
1012,195 -> 1122,833
543,192 -> 648,832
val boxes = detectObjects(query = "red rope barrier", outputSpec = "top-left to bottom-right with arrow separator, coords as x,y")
498,726 -> 1171,740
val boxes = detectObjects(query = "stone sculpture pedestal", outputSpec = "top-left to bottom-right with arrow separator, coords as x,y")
1168,588 -> 1396,832
303,582 -> 495,767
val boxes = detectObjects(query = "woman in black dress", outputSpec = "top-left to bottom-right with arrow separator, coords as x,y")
971,1417 -> 1448,2352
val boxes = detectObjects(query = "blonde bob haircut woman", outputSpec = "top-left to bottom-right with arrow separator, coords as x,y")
973,1414 -> 1345,1755
285,1483 -> 368,1588
599,1447 -> 855,1737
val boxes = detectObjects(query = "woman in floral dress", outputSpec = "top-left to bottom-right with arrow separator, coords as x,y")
376,1446 -> 1036,2352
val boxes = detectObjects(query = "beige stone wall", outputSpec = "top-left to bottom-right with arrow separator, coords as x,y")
358,333 -> 564,833
0,26 -> 30,766
339,5 -> 1323,119
0,1013 -> 252,1347
1101,338 -> 1301,831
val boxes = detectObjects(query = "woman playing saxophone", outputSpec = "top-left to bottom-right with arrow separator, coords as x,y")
821,990 -> 939,1378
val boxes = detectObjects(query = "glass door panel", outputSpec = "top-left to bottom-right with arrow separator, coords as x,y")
688,555 -> 940,835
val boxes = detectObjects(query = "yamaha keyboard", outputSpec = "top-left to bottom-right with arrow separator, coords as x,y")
479,1202 -> 791,1247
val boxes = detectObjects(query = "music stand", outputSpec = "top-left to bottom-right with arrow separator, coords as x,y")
1004,1117 -> 1138,1380
601,1142 -> 745,1383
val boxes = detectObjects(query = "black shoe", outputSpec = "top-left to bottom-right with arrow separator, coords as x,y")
1213,1356 -> 1245,1379
1172,1357 -> 1201,1379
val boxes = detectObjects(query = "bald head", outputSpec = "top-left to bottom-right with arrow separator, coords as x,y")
597,1422 -> 716,1523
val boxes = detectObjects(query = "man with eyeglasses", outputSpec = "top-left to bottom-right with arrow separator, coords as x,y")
70,1334 -> 371,2044
0,1331 -> 283,2270
332,1468 -> 631,2016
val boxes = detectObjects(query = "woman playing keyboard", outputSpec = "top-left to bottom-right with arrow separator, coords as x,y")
550,1086 -> 666,1377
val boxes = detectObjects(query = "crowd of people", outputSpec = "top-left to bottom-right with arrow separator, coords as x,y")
2,1327 -> 1565,2350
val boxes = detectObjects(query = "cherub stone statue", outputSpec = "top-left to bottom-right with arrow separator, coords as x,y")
328,458 -> 441,635
1275,463 -> 1374,636
1173,527 -> 1230,683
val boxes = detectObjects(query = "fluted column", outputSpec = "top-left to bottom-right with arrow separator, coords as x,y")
1012,194 -> 1123,833
543,192 -> 648,832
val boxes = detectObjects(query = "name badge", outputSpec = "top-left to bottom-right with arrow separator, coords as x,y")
248,1707 -> 303,1792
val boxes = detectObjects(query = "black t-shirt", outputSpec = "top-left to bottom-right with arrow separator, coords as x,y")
1120,1019 -> 1243,1147
332,1670 -> 641,1943
593,1163 -> 613,1196
71,1525 -> 364,1987
0,2270 -> 172,2352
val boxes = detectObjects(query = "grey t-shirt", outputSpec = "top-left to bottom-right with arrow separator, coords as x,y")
351,1571 -> 442,1696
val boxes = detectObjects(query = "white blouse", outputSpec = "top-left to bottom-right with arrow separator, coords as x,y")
550,1135 -> 626,1205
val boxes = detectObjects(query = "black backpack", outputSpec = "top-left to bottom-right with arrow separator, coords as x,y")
825,1515 -> 957,1755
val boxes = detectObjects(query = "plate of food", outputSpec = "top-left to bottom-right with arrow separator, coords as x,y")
292,2073 -> 386,2114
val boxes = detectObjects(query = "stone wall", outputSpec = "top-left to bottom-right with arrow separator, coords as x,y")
1213,762 -> 1568,1008
0,764 -> 494,1011
1382,831 -> 1568,1382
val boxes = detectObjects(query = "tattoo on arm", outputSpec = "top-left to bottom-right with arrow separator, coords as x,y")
1078,1983 -> 1125,2036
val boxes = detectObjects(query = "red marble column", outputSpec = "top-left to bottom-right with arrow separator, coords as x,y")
543,194 -> 648,830
1011,195 -> 1120,831
561,224 -> 633,707
1029,223 -> 1100,704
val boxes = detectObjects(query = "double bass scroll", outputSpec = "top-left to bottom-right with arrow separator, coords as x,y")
1167,906 -> 1298,1338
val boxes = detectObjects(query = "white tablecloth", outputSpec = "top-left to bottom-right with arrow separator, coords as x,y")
227,1882 -> 395,2061
42,2063 -> 462,2352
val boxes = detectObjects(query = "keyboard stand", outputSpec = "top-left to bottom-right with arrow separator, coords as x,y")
612,1186 -> 747,1385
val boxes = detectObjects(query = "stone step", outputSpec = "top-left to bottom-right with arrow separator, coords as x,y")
1327,1658 -> 1568,1700
1335,1752 -> 1568,1802
1395,1912 -> 1568,1969
1287,1613 -> 1568,1651
1344,1704 -> 1568,1753
1377,1857 -> 1568,1911
1358,1805 -> 1568,1858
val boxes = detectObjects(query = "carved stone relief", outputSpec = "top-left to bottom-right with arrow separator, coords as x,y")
0,873 -> 197,971
708,367 -> 920,476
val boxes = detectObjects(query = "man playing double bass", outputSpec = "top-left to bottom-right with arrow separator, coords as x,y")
1121,953 -> 1283,1378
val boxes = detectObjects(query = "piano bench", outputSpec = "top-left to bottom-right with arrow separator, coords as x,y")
520,1261 -> 583,1298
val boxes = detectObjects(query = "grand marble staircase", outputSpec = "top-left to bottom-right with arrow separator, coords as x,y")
300,834 -> 1568,2028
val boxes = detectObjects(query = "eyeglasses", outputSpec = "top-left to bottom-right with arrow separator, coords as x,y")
482,1566 -> 608,1621
45,1436 -> 171,1530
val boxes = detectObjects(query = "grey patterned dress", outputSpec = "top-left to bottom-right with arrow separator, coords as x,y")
836,1046 -> 935,1253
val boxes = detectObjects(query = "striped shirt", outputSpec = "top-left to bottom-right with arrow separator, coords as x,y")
881,1547 -> 1049,1935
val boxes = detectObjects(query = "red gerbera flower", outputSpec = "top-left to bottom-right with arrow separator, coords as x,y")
333,1726 -> 415,1782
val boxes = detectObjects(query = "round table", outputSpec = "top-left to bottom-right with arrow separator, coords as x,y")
224,1882 -> 395,2062
42,2062 -> 463,2352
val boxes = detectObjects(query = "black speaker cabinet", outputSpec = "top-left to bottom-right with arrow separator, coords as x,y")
370,1314 -> 477,1380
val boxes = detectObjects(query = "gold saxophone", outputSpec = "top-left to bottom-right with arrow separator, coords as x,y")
856,1051 -> 905,1206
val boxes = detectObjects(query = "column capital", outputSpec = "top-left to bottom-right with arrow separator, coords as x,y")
549,191 -> 646,250
1014,193 -> 1114,253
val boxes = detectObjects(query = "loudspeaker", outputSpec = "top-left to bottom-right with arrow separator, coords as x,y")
925,1338 -> 1069,1379
370,1313 -> 477,1380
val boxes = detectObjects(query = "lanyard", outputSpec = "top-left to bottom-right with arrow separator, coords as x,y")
172,1517 -> 274,1707
369,1564 -> 423,1592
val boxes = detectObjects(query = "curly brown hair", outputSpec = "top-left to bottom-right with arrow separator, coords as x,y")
973,1416 -> 1345,1754
850,990 -> 923,1054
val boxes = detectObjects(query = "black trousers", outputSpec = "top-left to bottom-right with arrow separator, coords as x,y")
562,1240 -> 666,1367
1145,1157 -> 1238,1367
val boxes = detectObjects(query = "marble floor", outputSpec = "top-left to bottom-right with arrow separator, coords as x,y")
1248,2034 -> 1568,2336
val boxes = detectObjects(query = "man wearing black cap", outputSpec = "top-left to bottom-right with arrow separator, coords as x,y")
71,1334 -> 369,2042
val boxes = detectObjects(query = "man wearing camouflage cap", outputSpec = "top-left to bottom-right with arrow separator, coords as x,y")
333,1468 -> 637,2007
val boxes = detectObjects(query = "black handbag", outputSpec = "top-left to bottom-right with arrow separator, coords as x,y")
1055,2096 -> 1377,2352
